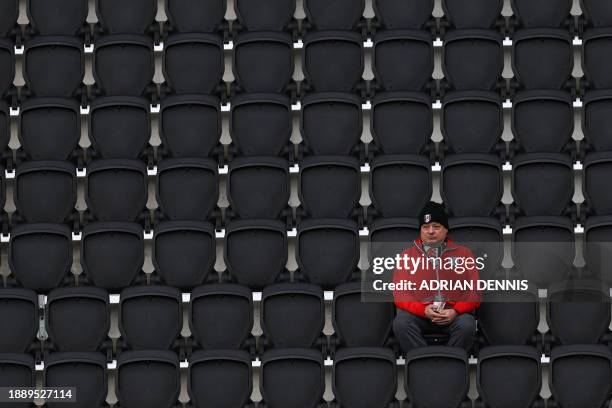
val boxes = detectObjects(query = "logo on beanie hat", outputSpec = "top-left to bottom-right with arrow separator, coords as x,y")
424,214 -> 431,223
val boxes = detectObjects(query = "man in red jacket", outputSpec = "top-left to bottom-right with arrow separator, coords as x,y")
392,201 -> 481,353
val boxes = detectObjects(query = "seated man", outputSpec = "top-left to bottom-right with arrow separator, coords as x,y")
392,201 -> 480,353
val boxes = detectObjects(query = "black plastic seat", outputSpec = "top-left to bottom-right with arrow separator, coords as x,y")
80,222 -> 144,291
583,91 -> 612,152
304,0 -> 364,31
0,40 -> 14,98
0,288 -> 38,353
0,102 -> 8,154
449,217 -> 504,278
583,28 -> 612,90
224,220 -> 287,289
19,98 -> 81,160
581,0 -> 612,28
235,0 -> 295,32
0,0 -> 18,39
511,0 -> 572,28
584,215 -> 612,283
165,0 -> 225,33
96,0 -> 157,34
584,152 -> 612,216
0,354 -> 35,408
373,0 -> 433,30
156,158 -> 218,221
369,218 -> 419,243
27,0 -> 88,36
189,284 -> 253,350
46,287 -> 110,352
442,0 -> 502,29
153,221 -> 216,291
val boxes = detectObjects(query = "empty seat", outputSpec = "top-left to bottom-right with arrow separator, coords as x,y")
369,154 -> 432,218
584,216 -> 612,283
404,346 -> 470,408
81,222 -> 144,291
582,0 -> 612,28
235,0 -> 295,32
333,347 -> 397,408
163,33 -> 224,95
303,31 -> 364,93
119,286 -> 182,350
96,0 -> 157,34
369,218 -> 419,243
512,153 -> 574,216
476,346 -> 542,408
188,350 -> 253,408
27,0 -> 88,36
0,0 -> 18,39
189,284 -> 253,350
301,92 -> 362,156
549,345 -> 612,408
19,98 -> 81,160
371,92 -> 432,155
46,287 -> 110,352
153,221 -> 216,291
449,217 -> 504,278
165,0 -> 226,33
159,94 -> 221,158
512,29 -> 573,90
261,283 -> 325,349
93,35 -> 154,97
23,37 -> 84,97
304,0 -> 364,31
156,158 -> 219,221
0,354 -> 35,408
442,0 -> 502,29
0,288 -> 38,353
116,350 -> 180,408
584,153 -> 612,216
228,157 -> 290,220
0,40 -> 14,98
224,220 -> 287,289
511,0 -> 572,28
583,91 -> 612,152
231,93 -> 292,156
373,0 -> 433,30
583,29 -> 612,90
85,159 -> 148,222
443,30 -> 503,91
441,91 -> 503,154
44,352 -> 107,408
14,161 -> 76,223
0,102 -> 8,153
89,96 -> 150,159
260,348 -> 325,407
332,282 -> 395,348
296,219 -> 359,288
233,32 -> 293,93
441,154 -> 503,217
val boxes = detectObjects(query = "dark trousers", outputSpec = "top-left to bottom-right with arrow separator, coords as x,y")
393,309 -> 476,353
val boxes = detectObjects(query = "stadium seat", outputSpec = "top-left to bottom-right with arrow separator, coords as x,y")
159,95 -> 221,158
156,158 -> 219,221
549,345 -> 612,408
373,0 -> 433,30
0,288 -> 38,353
43,352 -> 108,408
304,0 -> 364,31
23,37 -> 84,98
188,284 -> 254,350
369,154 -> 432,218
441,154 -> 503,217
512,91 -> 574,153
0,354 -> 35,408
231,93 -> 292,156
96,0 -> 157,35
512,29 -> 573,90
511,153 -> 574,216
372,30 -> 433,92
332,347 -> 398,408
369,218 -> 420,243
93,35 -> 154,97
583,91 -> 612,152
583,29 -> 612,90
233,32 -> 294,93
584,216 -> 612,283
370,92 -> 432,155
14,161 -> 76,223
476,346 -> 542,408
27,0 -> 88,36
80,222 -> 144,291
224,220 -> 288,289
19,98 -> 81,160
301,93 -> 362,156
163,33 -> 224,95
89,97 -> 151,159
0,40 -> 13,99
298,156 -> 361,219
227,157 -> 290,220
119,286 -> 182,350
0,0 -> 18,39
441,91 -> 503,154
235,0 -> 295,32
165,0 -> 226,33
303,31 -> 364,93
188,350 -> 253,408
581,0 -> 612,28
296,219 -> 359,288
583,153 -> 612,216
115,350 -> 180,408
511,0 -> 572,28
442,0 -> 502,29
260,348 -> 326,408
260,283 -> 325,349
85,159 -> 148,222
46,287 -> 110,352
404,346 -> 470,408
442,30 -> 503,91
0,102 -> 8,154
152,221 -> 216,291
448,217 -> 504,278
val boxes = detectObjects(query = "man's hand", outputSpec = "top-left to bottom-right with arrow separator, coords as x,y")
424,304 -> 445,321
431,308 -> 458,325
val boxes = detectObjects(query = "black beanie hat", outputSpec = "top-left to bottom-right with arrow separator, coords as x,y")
419,201 -> 449,229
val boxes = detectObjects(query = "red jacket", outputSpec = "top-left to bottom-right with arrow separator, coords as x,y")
393,237 -> 481,318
